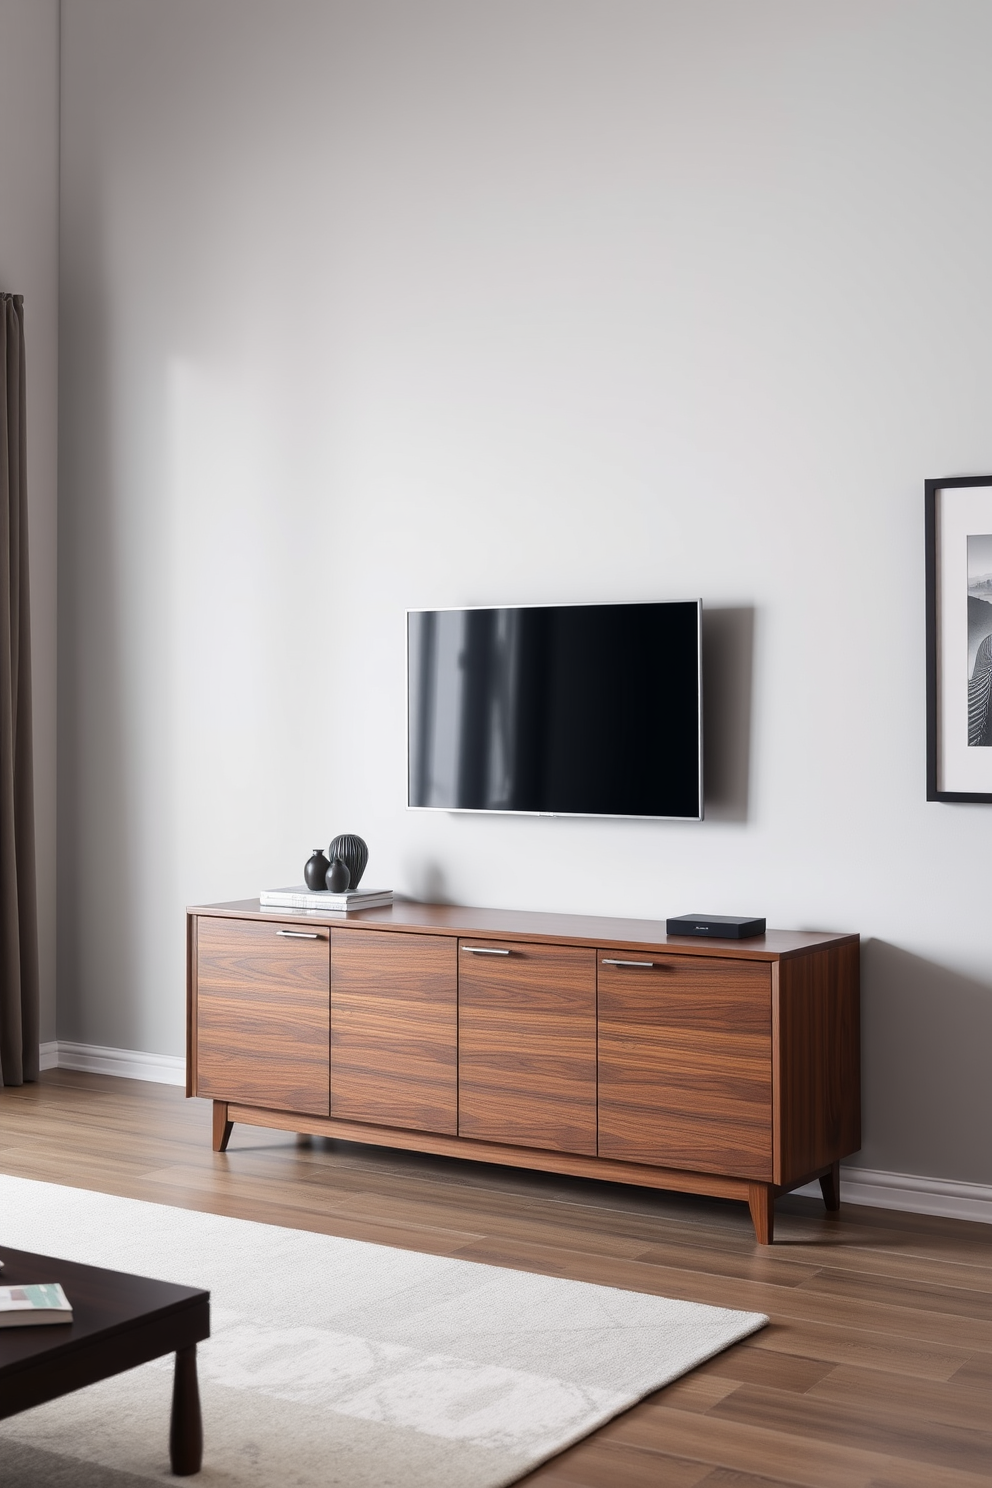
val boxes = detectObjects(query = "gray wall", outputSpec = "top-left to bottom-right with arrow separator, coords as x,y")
57,0 -> 992,1183
0,0 -> 60,1045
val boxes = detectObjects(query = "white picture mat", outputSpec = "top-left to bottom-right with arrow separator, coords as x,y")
936,484 -> 992,791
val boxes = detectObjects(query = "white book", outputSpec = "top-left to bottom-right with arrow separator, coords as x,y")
0,1282 -> 73,1327
260,886 -> 393,912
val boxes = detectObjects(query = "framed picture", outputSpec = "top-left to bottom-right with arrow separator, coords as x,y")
926,475 -> 992,801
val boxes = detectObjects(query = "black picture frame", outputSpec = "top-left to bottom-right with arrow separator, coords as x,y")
925,474 -> 992,802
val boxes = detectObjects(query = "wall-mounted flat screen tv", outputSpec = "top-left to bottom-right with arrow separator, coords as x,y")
408,601 -> 702,820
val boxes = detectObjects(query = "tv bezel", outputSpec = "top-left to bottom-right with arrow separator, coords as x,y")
406,599 -> 704,821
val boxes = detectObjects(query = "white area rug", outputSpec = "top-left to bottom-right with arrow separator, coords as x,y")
0,1176 -> 766,1486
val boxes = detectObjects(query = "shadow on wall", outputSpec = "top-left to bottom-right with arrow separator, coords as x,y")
404,860 -> 451,904
856,939 -> 992,1186
702,606 -> 754,823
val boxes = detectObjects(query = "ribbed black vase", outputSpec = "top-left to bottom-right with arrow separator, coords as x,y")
327,834 -> 368,889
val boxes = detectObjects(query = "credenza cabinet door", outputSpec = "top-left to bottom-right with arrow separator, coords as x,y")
597,953 -> 773,1180
330,930 -> 457,1134
194,918 -> 330,1116
458,939 -> 597,1155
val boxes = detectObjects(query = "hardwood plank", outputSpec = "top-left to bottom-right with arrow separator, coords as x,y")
330,928 -> 457,1133
743,1320 -> 973,1383
759,1232 -> 992,1294
458,938 -> 597,1154
605,1403 -> 992,1488
698,1472 -> 818,1488
656,1373 -> 743,1413
140,1162 -> 376,1212
864,1477 -> 992,1488
247,1130 -> 706,1214
709,1382 -> 992,1477
695,1347 -> 836,1393
100,1177 -> 482,1257
527,1439 -> 712,1486
798,1265 -> 992,1322
806,1362 -> 992,1432
598,955 -> 773,1179
140,1164 -> 493,1248
292,1192 -> 656,1262
701,1470 -> 826,1482
776,1197 -> 992,1262
948,1348 -> 992,1386
601,1403 -> 882,1488
285,1154 -> 754,1248
632,1238 -> 822,1289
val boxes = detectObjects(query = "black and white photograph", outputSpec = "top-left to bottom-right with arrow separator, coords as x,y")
926,476 -> 992,800
967,533 -> 992,747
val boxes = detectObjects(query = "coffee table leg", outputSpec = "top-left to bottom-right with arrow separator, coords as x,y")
169,1343 -> 203,1475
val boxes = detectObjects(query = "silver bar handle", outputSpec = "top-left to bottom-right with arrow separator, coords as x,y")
277,930 -> 321,940
602,958 -> 656,968
461,946 -> 511,955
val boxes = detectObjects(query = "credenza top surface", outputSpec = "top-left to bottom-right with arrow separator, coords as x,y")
187,899 -> 857,961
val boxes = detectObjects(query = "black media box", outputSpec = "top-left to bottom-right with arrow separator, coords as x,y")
666,913 -> 766,940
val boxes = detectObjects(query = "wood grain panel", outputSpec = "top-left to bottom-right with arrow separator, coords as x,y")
774,939 -> 861,1185
330,929 -> 457,1133
195,917 -> 329,1116
598,953 -> 773,1178
458,939 -> 597,1154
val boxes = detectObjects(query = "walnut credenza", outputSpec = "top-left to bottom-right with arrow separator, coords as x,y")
185,900 -> 860,1243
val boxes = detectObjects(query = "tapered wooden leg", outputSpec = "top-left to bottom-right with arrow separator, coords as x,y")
748,1182 -> 775,1244
212,1101 -> 232,1153
170,1344 -> 203,1475
819,1160 -> 841,1213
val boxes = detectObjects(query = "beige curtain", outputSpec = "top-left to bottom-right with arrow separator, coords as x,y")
0,293 -> 39,1086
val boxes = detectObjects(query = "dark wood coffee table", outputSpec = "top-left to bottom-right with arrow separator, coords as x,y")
0,1245 -> 210,1475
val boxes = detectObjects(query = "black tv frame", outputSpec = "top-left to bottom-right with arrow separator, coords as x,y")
406,599 -> 704,821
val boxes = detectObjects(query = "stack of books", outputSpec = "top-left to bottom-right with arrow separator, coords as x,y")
259,886 -> 393,913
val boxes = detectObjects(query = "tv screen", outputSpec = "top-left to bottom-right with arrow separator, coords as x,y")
408,601 -> 702,819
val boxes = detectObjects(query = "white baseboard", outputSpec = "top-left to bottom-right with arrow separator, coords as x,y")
40,1039 -> 185,1086
795,1165 -> 992,1226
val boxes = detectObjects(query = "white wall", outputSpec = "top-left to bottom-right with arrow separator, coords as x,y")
0,0 -> 59,1046
58,0 -> 992,1184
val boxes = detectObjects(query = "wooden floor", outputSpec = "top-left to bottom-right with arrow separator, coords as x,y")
1,1071 -> 990,1487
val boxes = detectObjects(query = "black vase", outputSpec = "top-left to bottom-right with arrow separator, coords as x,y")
325,857 -> 351,893
304,848 -> 331,891
327,834 -> 368,889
